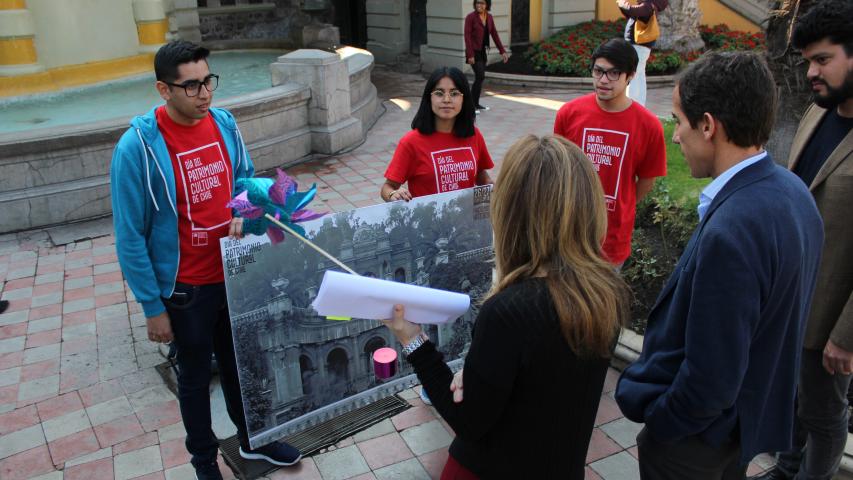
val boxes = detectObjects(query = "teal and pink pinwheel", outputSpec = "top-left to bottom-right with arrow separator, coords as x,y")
227,169 -> 325,244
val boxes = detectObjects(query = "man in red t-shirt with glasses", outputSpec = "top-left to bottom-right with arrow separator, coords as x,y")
111,41 -> 300,479
554,38 -> 666,267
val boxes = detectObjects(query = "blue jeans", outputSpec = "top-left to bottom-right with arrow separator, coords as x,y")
776,348 -> 852,480
164,282 -> 249,468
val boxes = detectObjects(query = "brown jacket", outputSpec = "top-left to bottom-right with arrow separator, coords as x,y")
788,103 -> 853,350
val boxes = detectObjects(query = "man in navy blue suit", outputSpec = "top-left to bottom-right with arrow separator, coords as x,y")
615,51 -> 825,479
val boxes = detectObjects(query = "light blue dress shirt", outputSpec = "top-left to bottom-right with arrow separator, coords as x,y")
697,151 -> 767,221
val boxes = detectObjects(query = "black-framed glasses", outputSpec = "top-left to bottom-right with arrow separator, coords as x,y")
431,89 -> 463,100
164,74 -> 219,97
591,66 -> 624,81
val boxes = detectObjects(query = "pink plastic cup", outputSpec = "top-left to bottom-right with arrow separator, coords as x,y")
373,347 -> 398,379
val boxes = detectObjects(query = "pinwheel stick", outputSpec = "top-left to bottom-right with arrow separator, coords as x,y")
263,213 -> 358,275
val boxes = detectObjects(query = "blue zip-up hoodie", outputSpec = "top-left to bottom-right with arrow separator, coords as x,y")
110,106 -> 255,318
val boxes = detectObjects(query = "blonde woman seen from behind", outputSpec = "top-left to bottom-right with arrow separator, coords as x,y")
381,135 -> 630,479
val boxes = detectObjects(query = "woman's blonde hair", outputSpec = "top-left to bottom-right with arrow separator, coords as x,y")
488,134 -> 630,358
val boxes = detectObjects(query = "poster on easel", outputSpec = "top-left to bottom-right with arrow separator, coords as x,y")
221,185 -> 493,448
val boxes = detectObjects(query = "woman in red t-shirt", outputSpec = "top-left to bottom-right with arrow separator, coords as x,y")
380,67 -> 494,202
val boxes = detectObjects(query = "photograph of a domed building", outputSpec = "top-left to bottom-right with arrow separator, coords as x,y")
221,186 -> 493,448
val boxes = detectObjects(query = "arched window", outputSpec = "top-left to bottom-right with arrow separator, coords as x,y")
326,348 -> 350,399
363,336 -> 387,374
394,267 -> 406,283
299,355 -> 315,397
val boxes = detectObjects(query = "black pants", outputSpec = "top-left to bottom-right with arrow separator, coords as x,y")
471,49 -> 488,108
637,427 -> 747,480
164,282 -> 249,468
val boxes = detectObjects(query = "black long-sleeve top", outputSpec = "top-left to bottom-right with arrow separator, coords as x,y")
406,278 -> 611,479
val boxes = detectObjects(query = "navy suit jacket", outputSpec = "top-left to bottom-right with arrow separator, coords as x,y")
615,155 -> 824,463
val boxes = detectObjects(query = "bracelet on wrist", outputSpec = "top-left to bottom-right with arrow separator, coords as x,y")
402,332 -> 429,357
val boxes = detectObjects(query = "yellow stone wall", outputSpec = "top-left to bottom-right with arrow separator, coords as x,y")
0,53 -> 153,98
0,0 -> 166,97
596,0 -> 761,33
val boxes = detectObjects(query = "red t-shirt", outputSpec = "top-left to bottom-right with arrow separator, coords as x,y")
384,127 -> 494,198
157,106 -> 233,285
554,94 -> 666,263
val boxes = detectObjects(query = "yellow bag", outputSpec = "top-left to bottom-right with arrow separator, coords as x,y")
634,11 -> 660,44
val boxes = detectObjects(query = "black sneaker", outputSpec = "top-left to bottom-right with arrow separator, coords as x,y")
475,104 -> 490,111
194,461 -> 223,480
239,442 -> 302,466
0,300 -> 8,314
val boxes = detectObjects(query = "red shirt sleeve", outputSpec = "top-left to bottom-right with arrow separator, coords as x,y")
636,117 -> 667,179
475,129 -> 495,171
385,133 -> 414,184
553,105 -> 568,138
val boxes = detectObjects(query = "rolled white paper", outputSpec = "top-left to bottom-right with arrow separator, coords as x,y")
311,270 -> 471,324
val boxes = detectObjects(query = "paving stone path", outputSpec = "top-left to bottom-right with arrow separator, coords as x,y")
0,67 -> 774,479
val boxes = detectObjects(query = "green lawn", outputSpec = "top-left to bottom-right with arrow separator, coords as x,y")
658,119 -> 710,209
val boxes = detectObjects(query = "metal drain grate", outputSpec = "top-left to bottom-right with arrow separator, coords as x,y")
220,395 -> 411,479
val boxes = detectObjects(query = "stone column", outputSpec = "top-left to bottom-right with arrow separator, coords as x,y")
133,0 -> 168,52
365,0 -> 409,64
0,0 -> 43,75
420,0 -> 511,73
539,0 -> 595,38
167,0 -> 201,43
270,49 -> 363,154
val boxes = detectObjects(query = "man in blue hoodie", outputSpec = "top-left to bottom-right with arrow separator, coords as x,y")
111,41 -> 300,480
615,52 -> 824,479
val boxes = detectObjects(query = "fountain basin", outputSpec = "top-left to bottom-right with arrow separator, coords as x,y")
0,48 -> 378,233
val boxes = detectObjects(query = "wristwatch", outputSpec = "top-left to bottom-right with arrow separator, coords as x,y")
402,332 -> 429,357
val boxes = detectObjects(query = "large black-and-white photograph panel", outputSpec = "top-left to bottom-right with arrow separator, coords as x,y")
221,186 -> 493,448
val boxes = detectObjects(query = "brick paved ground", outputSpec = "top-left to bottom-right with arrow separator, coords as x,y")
0,67 -> 775,479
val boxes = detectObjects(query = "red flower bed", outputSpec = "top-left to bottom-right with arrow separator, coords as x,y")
527,20 -> 765,77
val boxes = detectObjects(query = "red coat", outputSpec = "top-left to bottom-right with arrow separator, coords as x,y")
464,11 -> 506,59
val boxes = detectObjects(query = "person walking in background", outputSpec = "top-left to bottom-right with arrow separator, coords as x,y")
381,134 -> 631,479
617,0 -> 668,106
750,0 -> 853,478
553,38 -> 666,268
464,0 -> 508,113
111,40 -> 301,480
380,67 -> 493,203
616,51 -> 824,479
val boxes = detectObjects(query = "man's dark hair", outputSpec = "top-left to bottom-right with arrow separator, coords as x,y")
472,0 -> 492,11
590,38 -> 639,75
677,51 -> 776,148
154,41 -> 210,82
792,0 -> 853,55
411,67 -> 476,138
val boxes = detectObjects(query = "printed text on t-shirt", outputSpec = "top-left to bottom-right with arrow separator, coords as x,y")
176,142 -> 232,230
582,128 -> 629,211
430,147 -> 477,193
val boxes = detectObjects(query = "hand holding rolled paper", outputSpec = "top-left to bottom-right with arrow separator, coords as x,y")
380,304 -> 424,346
312,271 -> 471,325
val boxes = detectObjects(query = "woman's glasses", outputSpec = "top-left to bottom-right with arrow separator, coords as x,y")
431,89 -> 464,100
